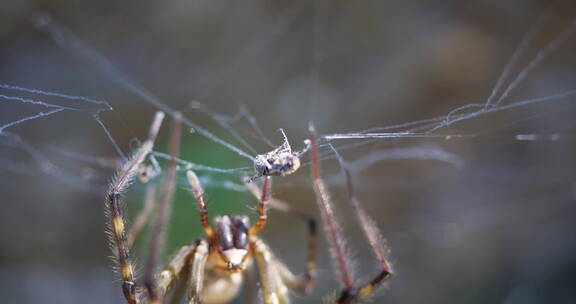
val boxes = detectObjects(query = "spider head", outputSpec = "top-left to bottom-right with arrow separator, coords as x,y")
214,215 -> 250,272
253,151 -> 301,178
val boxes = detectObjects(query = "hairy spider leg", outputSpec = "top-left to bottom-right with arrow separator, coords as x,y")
127,183 -> 157,247
244,181 -> 317,293
186,170 -> 214,236
145,115 -> 182,304
249,176 -> 272,235
309,124 -> 393,304
309,123 -> 355,292
105,111 -> 165,304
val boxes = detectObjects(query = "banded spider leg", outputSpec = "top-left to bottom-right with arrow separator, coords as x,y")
105,111 -> 182,304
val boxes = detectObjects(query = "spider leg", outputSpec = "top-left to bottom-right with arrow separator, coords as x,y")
167,273 -> 189,304
309,124 -> 393,303
184,170 -> 214,304
330,145 -> 393,302
274,258 -> 313,296
127,183 -> 157,247
244,182 -> 317,293
252,237 -> 291,304
186,170 -> 214,236
242,266 -> 258,304
105,111 -> 165,304
308,124 -> 356,293
249,176 -> 272,235
156,243 -> 197,297
144,114 -> 182,304
187,239 -> 210,304
107,191 -> 138,304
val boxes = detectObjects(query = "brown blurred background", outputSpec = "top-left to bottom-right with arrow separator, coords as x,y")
1,0 -> 576,303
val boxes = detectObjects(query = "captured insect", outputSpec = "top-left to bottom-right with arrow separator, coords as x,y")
105,111 -> 317,304
251,129 -> 310,180
189,102 -> 311,181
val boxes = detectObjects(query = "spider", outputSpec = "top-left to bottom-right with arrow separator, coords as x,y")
105,111 -> 317,304
105,110 -> 392,304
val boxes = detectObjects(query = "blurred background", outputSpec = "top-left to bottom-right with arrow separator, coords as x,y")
1,0 -> 576,303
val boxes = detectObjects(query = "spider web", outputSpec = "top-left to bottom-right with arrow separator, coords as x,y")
1,1 -> 575,193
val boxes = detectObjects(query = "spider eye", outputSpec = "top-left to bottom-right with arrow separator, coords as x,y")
232,216 -> 249,249
235,232 -> 247,249
216,216 -> 233,250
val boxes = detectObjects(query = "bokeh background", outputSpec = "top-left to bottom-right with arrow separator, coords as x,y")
1,0 -> 576,303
